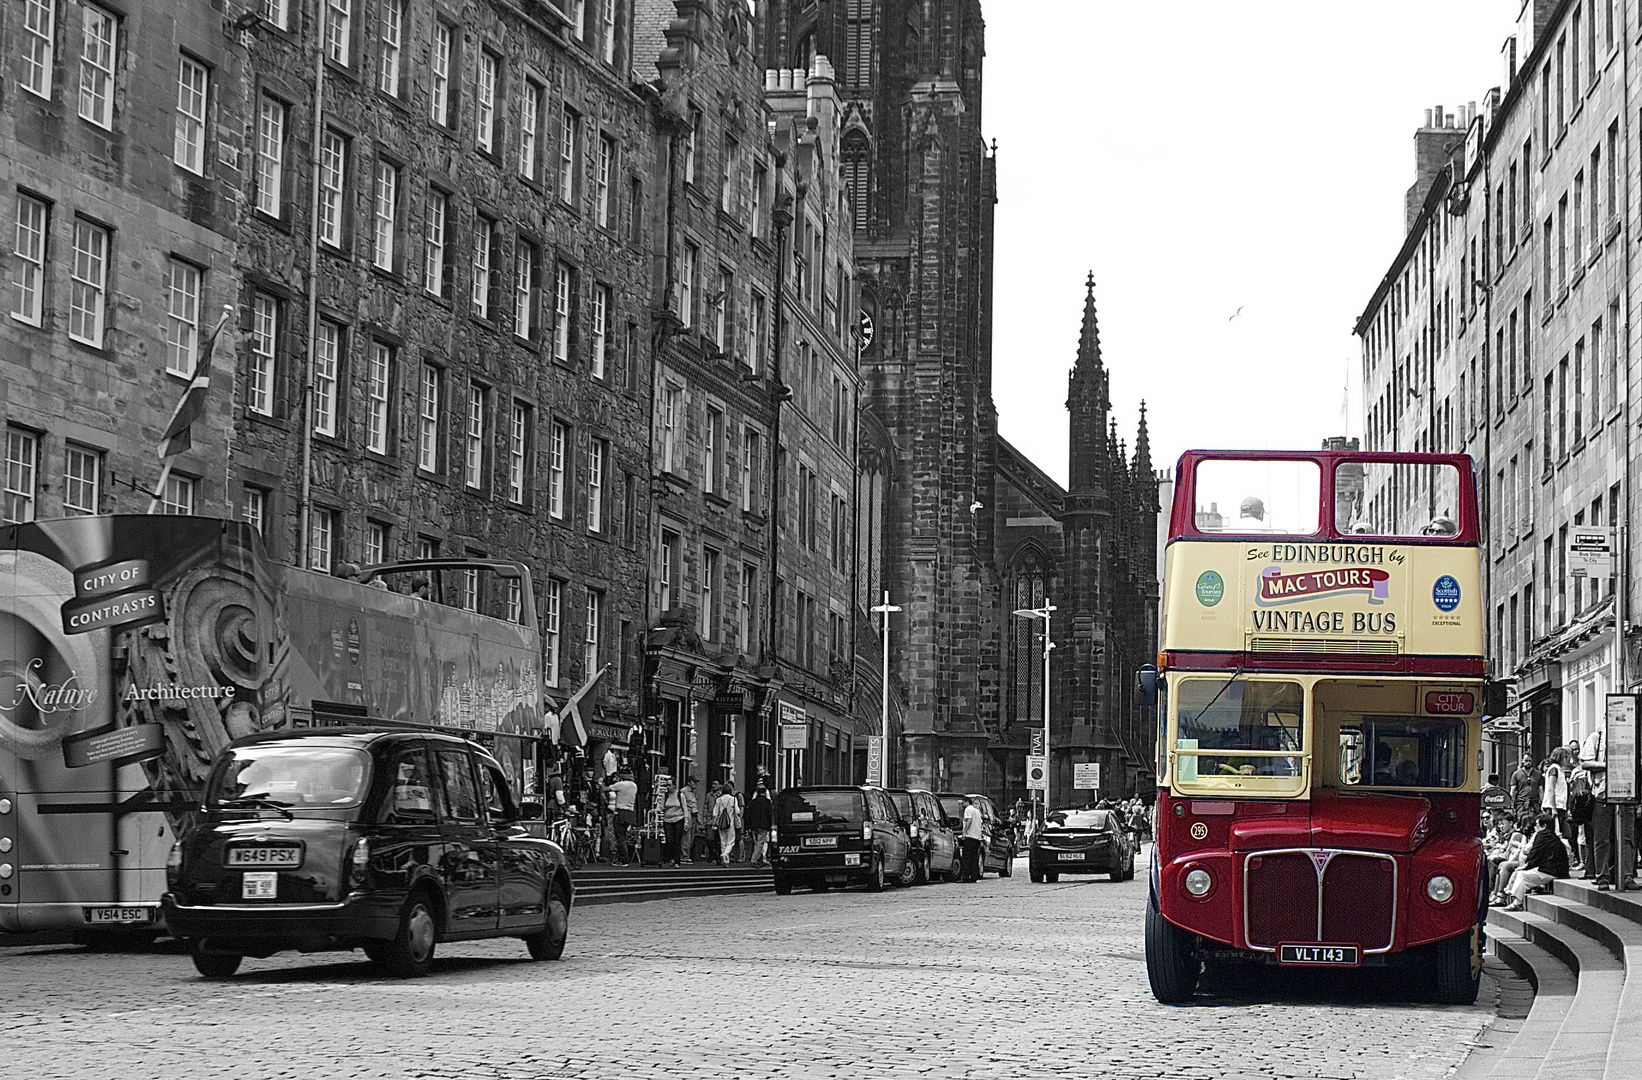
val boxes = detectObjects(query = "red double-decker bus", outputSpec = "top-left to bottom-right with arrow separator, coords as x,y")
1142,450 -> 1489,1004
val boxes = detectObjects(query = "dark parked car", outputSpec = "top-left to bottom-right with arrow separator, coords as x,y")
163,728 -> 573,978
771,786 -> 913,893
936,792 -> 1016,877
886,787 -> 960,884
1029,808 -> 1136,883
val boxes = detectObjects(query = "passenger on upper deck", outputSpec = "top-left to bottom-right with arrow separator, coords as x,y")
1236,496 -> 1271,532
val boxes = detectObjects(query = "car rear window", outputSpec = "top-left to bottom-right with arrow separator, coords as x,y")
207,745 -> 371,809
778,790 -> 864,824
1045,810 -> 1113,831
937,795 -> 966,821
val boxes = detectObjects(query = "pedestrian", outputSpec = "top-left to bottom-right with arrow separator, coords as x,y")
744,780 -> 774,867
1581,726 -> 1639,890
1569,760 -> 1596,875
658,775 -> 688,868
1541,751 -> 1569,849
701,780 -> 722,862
680,774 -> 700,864
714,784 -> 740,865
959,796 -> 985,882
600,780 -> 619,863
1503,812 -> 1571,910
612,770 -> 639,865
1509,756 -> 1540,820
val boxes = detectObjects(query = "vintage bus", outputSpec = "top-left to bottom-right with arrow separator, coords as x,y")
1142,450 -> 1490,1004
1,515 -> 541,937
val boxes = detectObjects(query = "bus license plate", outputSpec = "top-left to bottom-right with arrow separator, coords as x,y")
1057,852 -> 1085,861
242,872 -> 278,900
86,907 -> 155,924
225,846 -> 302,868
803,836 -> 838,847
1278,944 -> 1360,966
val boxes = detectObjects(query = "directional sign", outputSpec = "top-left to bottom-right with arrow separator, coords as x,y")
1569,526 -> 1614,578
1026,754 -> 1047,791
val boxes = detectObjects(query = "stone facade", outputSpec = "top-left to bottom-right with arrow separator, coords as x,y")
1355,0 -> 1638,771
759,2 -> 1160,804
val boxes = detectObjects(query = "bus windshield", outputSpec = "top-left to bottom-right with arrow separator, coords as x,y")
1338,716 -> 1468,789
1174,678 -> 1304,783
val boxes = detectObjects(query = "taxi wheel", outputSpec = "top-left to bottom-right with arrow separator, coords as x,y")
898,854 -> 918,887
773,874 -> 794,895
999,855 -> 1013,878
190,945 -> 242,979
1044,872 -> 1059,883
525,883 -> 570,961
914,853 -> 931,886
1030,869 -> 1044,883
362,942 -> 388,965
384,891 -> 439,978
866,855 -> 887,892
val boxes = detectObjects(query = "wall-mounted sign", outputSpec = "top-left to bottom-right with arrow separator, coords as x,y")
1073,762 -> 1101,791
780,723 -> 809,750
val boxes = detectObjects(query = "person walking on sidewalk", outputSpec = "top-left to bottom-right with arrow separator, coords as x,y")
659,776 -> 688,868
959,796 -> 985,882
611,771 -> 639,866
1503,812 -> 1571,910
1510,756 -> 1540,821
744,781 -> 774,867
680,775 -> 700,864
713,784 -> 740,865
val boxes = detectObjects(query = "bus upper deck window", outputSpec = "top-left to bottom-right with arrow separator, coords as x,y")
1195,459 -> 1321,536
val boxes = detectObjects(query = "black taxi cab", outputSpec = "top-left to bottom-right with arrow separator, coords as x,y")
162,728 -> 572,978
771,785 -> 913,893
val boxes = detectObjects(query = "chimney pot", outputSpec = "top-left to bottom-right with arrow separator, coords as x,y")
1424,109 -> 1433,127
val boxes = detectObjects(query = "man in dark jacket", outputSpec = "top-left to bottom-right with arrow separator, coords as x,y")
1509,758 -> 1540,820
743,781 -> 774,867
1503,812 -> 1570,910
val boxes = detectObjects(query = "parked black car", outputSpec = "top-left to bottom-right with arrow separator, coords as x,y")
935,792 -> 1016,877
163,728 -> 573,978
886,787 -> 961,884
1029,808 -> 1136,883
771,786 -> 913,893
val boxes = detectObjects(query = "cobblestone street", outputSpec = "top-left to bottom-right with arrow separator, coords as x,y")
3,858 -> 1498,1080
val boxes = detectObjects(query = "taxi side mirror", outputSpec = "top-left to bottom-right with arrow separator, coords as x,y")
1137,664 -> 1158,709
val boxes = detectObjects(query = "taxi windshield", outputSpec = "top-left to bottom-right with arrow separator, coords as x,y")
206,745 -> 372,808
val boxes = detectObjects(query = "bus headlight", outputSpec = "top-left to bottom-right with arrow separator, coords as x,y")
0,798 -> 12,814
1183,868 -> 1213,897
1426,875 -> 1455,903
0,837 -> 11,853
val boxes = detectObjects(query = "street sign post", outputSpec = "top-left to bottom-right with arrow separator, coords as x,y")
1073,762 -> 1101,791
1025,754 -> 1047,792
1568,526 -> 1614,578
1607,694 -> 1638,803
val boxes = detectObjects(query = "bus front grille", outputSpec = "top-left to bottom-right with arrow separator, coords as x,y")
1243,849 -> 1398,953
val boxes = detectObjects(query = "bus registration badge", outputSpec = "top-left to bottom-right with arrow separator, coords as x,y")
1278,944 -> 1360,967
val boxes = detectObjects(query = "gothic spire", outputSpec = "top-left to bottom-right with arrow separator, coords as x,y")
1133,400 -> 1153,479
1077,271 -> 1102,371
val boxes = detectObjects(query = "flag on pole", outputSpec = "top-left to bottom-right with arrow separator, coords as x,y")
158,305 -> 234,459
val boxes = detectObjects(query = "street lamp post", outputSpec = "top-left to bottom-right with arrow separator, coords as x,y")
1014,602 -> 1056,815
870,591 -> 901,785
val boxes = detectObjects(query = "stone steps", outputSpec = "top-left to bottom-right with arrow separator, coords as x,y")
572,863 -> 773,906
1482,879 -> 1642,1080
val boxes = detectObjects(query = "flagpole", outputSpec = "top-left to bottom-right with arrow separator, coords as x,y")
146,458 -> 177,515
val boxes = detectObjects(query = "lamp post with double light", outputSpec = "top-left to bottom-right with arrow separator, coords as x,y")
870,592 -> 901,785
1013,602 -> 1056,814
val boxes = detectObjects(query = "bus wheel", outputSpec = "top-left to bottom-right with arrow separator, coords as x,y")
190,944 -> 242,979
1433,926 -> 1482,1005
1145,903 -> 1201,1004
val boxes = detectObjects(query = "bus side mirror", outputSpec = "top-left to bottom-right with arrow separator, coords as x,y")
1483,681 -> 1508,717
1137,665 -> 1158,709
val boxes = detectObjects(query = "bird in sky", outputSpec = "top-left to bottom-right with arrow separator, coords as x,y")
1227,306 -> 1245,322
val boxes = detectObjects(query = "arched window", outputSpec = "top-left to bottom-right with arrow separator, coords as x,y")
845,0 -> 873,89
1010,557 -> 1049,727
842,132 -> 871,232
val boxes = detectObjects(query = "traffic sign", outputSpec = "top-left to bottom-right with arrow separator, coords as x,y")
1569,526 -> 1614,577
1026,754 -> 1047,791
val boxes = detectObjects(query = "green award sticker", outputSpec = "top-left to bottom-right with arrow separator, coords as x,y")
1195,570 -> 1225,607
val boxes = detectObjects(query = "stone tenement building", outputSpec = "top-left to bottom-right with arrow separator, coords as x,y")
759,1 -> 1160,804
1356,0 -> 1636,771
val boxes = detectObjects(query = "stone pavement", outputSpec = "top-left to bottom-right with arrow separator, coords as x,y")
3,858 -> 1500,1080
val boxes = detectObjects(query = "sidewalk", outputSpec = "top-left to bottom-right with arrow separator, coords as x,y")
573,859 -> 773,906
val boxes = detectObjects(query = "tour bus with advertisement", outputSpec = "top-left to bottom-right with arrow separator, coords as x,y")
1141,450 -> 1492,1004
0,515 -> 542,938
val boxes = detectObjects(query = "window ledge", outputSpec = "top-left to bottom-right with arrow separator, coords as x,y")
1570,264 -> 1586,289
1607,216 -> 1622,243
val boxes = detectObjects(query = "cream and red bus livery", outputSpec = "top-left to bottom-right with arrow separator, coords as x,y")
1142,450 -> 1489,1004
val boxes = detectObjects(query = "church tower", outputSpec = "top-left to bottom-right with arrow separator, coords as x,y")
759,0 -> 999,792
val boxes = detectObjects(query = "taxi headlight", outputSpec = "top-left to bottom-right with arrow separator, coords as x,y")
1426,875 -> 1455,903
1183,868 -> 1213,897
0,864 -> 12,880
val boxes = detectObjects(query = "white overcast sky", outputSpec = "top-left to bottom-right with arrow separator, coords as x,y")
985,1 -> 1518,488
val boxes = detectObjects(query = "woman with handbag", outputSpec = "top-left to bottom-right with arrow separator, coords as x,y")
659,776 -> 688,869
